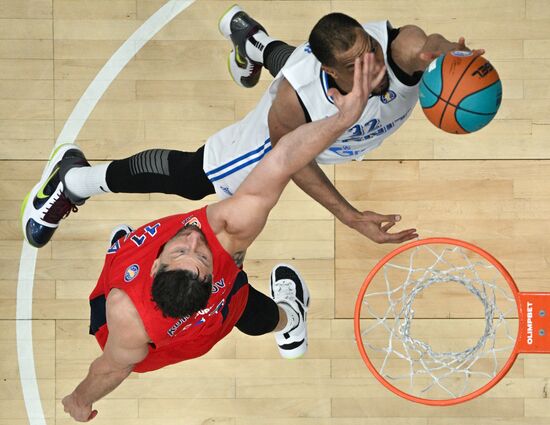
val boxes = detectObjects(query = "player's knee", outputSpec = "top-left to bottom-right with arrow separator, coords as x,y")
168,150 -> 214,199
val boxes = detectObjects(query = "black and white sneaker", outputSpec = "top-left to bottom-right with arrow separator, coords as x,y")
226,49 -> 261,89
270,263 -> 310,359
219,4 -> 266,88
109,224 -> 133,246
21,143 -> 89,248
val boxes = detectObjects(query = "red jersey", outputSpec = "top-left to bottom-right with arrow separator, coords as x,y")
89,207 -> 249,373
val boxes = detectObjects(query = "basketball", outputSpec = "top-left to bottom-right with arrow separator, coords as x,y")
419,51 -> 502,134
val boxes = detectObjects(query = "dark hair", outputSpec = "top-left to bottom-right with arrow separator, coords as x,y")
151,267 -> 213,318
308,13 -> 364,67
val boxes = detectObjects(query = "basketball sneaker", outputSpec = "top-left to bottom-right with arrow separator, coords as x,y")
270,263 -> 310,359
109,224 -> 134,246
226,50 -> 261,89
219,4 -> 266,88
21,143 -> 89,248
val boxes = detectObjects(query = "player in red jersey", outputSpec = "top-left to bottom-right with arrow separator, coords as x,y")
58,53 -> 385,422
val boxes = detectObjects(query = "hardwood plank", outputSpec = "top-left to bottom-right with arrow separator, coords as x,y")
0,40 -> 52,59
137,398 -> 331,418
332,397 -> 523,417
53,0 -> 137,20
0,19 -> 52,39
0,0 -> 52,19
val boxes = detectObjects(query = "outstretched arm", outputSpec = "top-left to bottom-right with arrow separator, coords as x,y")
62,290 -> 149,422
208,53 -> 386,251
268,79 -> 416,243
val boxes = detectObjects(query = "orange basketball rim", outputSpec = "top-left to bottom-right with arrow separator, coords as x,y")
354,237 -> 550,406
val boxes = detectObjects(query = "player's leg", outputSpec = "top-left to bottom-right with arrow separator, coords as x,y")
219,5 -> 296,87
235,265 -> 309,358
99,146 -> 214,200
62,146 -> 213,200
234,285 -> 280,336
261,41 -> 297,78
22,144 -> 214,248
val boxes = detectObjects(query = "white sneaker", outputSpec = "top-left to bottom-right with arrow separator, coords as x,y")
109,224 -> 133,246
219,4 -> 265,88
270,263 -> 310,359
227,49 -> 261,88
21,143 -> 89,248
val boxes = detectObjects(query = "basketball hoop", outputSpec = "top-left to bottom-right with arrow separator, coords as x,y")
354,237 -> 550,405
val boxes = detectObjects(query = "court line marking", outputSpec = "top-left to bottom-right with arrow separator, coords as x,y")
16,1 -> 196,423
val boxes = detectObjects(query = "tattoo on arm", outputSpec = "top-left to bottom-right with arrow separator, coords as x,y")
232,251 -> 246,268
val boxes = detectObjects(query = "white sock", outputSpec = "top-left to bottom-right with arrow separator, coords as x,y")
245,31 -> 274,63
276,302 -> 299,335
64,163 -> 111,199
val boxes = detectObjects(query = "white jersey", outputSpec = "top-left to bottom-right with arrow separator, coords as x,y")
204,20 -> 419,199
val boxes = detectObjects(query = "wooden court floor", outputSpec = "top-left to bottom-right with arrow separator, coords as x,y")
2,0 -> 550,423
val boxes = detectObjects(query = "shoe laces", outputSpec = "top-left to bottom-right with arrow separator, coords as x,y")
236,55 -> 257,75
247,59 -> 262,75
42,188 -> 79,223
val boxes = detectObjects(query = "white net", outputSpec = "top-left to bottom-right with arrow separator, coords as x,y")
358,242 -> 518,401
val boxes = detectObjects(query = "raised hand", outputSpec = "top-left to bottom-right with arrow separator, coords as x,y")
327,52 -> 386,126
419,36 -> 485,63
347,210 -> 418,244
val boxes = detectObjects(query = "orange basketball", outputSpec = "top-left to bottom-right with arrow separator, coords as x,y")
419,51 -> 502,134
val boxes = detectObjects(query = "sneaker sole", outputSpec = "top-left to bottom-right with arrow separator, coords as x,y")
279,343 -> 307,360
218,4 -> 243,39
279,338 -> 308,359
271,263 -> 310,359
271,263 -> 311,307
20,143 -> 81,243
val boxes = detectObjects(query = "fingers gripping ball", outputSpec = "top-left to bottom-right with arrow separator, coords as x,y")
419,51 -> 502,134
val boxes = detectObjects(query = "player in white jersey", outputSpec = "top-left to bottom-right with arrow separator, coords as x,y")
22,7 -> 482,249
206,19 -> 420,191
215,6 -> 481,243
